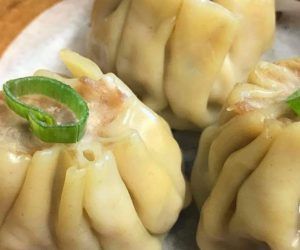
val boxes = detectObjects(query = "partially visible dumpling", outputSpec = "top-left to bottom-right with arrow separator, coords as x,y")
191,58 -> 300,250
0,50 -> 186,250
89,0 -> 275,129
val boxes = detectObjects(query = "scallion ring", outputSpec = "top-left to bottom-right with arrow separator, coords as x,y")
3,76 -> 89,143
287,90 -> 300,116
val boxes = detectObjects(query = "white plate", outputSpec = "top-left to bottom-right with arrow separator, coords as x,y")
0,0 -> 94,84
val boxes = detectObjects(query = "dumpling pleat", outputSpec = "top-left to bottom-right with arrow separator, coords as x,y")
89,0 -> 131,73
198,122 -> 282,248
105,98 -> 186,198
84,152 -> 161,250
165,0 -> 238,127
229,123 -> 300,250
110,131 -> 183,234
56,167 -> 101,250
215,0 -> 275,80
0,146 -> 61,250
0,149 -> 30,226
208,111 -> 265,185
115,0 -> 182,111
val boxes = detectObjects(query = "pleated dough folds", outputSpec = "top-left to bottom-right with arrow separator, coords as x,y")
0,50 -> 186,250
191,58 -> 300,250
89,0 -> 275,129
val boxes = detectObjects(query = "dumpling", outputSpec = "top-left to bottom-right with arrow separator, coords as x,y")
88,0 -> 275,129
191,58 -> 300,250
0,50 -> 186,250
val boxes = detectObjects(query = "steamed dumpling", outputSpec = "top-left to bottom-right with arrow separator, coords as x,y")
89,0 -> 275,129
191,58 -> 300,250
0,50 -> 186,250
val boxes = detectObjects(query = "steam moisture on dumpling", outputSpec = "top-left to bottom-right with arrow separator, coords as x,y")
191,58 -> 300,250
0,50 -> 186,250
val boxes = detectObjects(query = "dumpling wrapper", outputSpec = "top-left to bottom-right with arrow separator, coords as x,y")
0,50 -> 186,250
88,0 -> 275,129
191,58 -> 300,250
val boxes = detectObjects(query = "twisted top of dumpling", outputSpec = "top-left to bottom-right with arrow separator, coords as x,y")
88,0 -> 275,129
221,58 -> 300,124
0,50 -> 186,250
191,58 -> 300,250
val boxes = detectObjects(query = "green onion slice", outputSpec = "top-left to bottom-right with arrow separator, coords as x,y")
287,90 -> 300,116
3,76 -> 89,143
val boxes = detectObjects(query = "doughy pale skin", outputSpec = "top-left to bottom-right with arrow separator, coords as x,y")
0,147 -> 61,250
84,152 -> 161,250
110,132 -> 182,233
116,0 -> 182,110
89,0 -> 275,129
89,0 -> 131,73
56,167 -> 100,250
0,50 -> 186,250
0,150 -> 30,226
211,0 -> 275,103
165,0 -> 238,126
191,58 -> 300,250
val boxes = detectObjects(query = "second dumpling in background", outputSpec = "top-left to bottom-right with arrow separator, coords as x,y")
88,0 -> 275,129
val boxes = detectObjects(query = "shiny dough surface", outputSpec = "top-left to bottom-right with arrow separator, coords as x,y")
191,58 -> 300,250
0,50 -> 186,250
89,0 -> 275,129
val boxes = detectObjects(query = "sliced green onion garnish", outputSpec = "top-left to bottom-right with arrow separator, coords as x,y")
3,76 -> 89,143
287,90 -> 300,116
